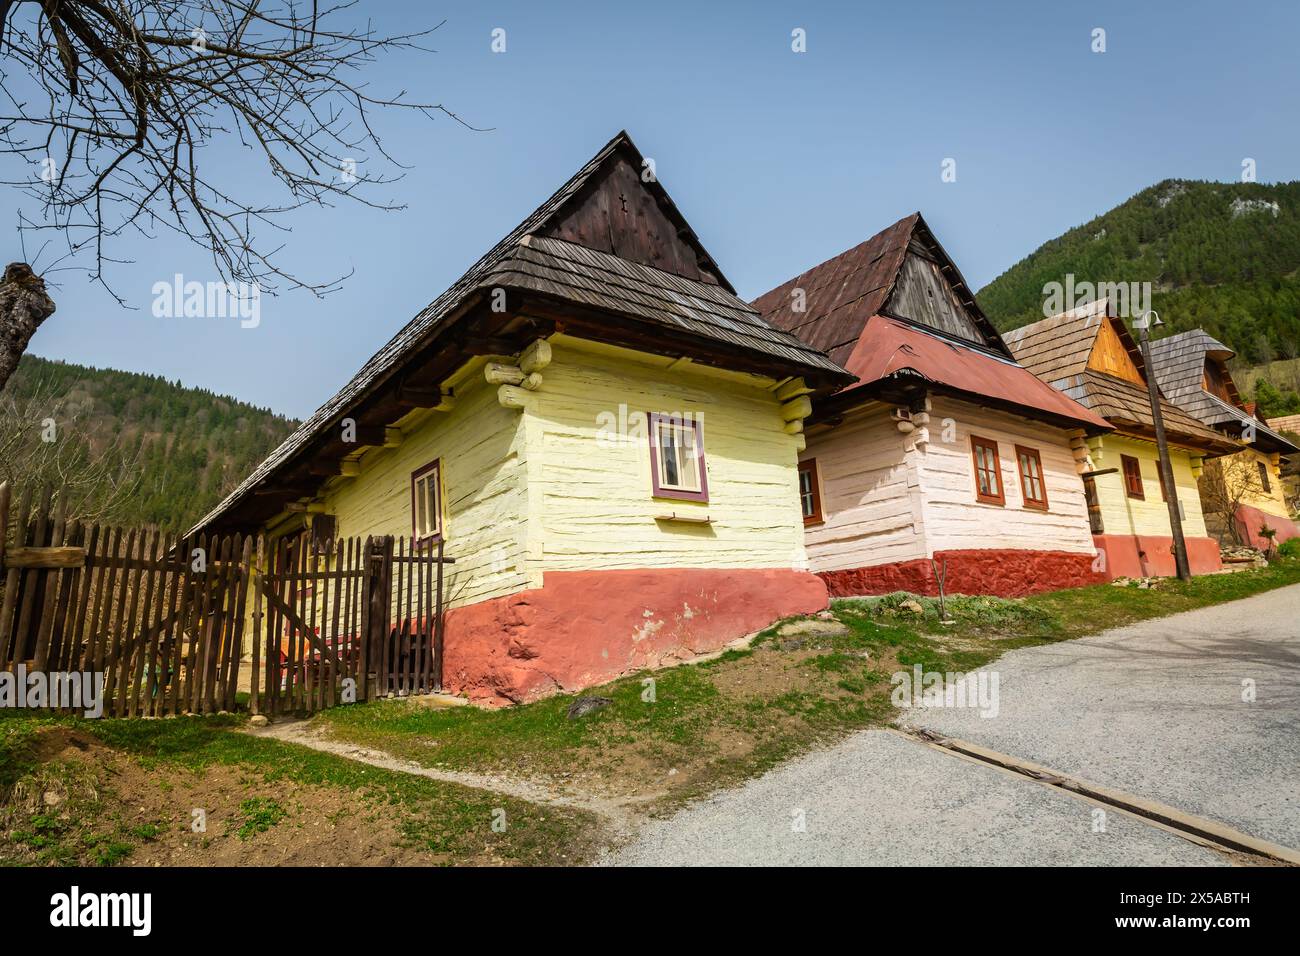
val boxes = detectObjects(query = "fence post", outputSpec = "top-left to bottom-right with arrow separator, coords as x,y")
0,482 -> 9,573
362,535 -> 392,700
434,539 -> 445,692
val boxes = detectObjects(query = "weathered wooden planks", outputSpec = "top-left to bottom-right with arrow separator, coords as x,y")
0,484 -> 453,719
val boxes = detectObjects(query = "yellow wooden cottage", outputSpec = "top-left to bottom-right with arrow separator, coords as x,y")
1004,299 -> 1242,578
1148,330 -> 1299,549
191,131 -> 851,705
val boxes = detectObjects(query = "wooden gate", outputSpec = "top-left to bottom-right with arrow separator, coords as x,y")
0,482 -> 454,718
253,534 -> 451,716
0,483 -> 254,716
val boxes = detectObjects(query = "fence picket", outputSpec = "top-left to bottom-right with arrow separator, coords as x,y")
1,490 -> 452,719
0,485 -> 34,664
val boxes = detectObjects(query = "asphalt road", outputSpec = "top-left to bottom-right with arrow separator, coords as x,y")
604,583 -> 1300,866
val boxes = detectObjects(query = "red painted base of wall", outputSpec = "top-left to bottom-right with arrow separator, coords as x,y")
441,568 -> 829,706
819,549 -> 1105,599
1234,504 -> 1300,551
1090,534 -> 1222,579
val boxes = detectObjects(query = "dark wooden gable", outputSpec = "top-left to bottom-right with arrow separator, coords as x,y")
881,225 -> 1008,354
886,242 -> 984,345
539,147 -> 726,287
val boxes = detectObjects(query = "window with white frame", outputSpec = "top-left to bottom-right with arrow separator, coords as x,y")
411,460 -> 442,544
648,413 -> 708,501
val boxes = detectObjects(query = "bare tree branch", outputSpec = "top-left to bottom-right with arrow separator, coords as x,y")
0,0 -> 475,300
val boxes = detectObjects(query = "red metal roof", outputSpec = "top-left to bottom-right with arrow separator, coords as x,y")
842,317 -> 1113,431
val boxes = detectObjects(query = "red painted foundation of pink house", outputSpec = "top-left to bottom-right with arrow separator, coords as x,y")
1090,533 -> 1222,579
440,567 -> 828,706
1233,503 -> 1300,551
819,548 -> 1105,598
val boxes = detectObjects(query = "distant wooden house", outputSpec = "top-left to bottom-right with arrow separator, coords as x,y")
1148,330 -> 1299,549
191,131 -> 850,705
752,214 -> 1114,597
1005,299 -> 1241,578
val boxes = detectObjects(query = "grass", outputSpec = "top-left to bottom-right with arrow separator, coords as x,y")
0,711 -> 604,866
4,557 -> 1299,865
316,557 -> 1300,810
234,798 -> 287,840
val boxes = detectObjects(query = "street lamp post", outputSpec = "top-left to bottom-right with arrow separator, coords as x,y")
1134,310 -> 1192,582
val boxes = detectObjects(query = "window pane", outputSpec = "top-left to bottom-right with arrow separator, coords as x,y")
415,477 -> 427,535
799,470 -> 813,517
676,428 -> 700,491
426,474 -> 438,536
660,424 -> 680,486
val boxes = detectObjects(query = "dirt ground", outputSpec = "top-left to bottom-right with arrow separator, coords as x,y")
2,727 -> 462,866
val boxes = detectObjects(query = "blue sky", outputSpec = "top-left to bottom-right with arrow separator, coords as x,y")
6,0 -> 1299,419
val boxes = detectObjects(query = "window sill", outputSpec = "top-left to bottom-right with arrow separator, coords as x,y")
652,490 -> 709,504
655,512 -> 713,525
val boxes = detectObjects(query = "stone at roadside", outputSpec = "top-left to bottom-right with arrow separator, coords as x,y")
776,617 -> 851,640
567,696 -> 613,719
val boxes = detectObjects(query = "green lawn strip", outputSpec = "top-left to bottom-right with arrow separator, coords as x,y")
1,712 -> 603,865
315,559 -> 1300,806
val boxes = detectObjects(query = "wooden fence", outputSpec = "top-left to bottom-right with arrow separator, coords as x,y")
0,482 -> 453,718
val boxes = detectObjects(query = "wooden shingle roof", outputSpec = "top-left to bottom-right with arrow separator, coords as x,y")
751,214 -> 1109,432
1149,330 -> 1298,455
481,235 -> 843,375
1005,300 -> 1240,455
752,213 -> 1011,368
191,131 -> 849,535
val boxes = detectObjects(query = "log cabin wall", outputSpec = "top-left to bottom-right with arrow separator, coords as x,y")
320,359 -> 534,611
531,335 -> 808,574
798,403 -> 927,573
1084,433 -> 1209,538
916,397 -> 1096,556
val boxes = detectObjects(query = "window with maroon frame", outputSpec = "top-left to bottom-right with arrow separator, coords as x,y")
970,436 -> 1005,505
1258,460 -> 1272,494
648,413 -> 708,502
411,459 -> 442,545
797,458 -> 823,525
1121,454 -> 1145,500
1015,445 -> 1048,510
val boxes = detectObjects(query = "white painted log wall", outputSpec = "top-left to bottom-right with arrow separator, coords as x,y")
918,397 -> 1096,555
800,404 -> 926,572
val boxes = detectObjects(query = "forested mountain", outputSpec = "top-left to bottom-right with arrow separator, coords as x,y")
978,179 -> 1300,367
0,355 -> 297,530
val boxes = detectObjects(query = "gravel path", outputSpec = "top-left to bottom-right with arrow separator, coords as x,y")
606,583 -> 1300,866
603,730 -> 1223,866
906,582 -> 1300,849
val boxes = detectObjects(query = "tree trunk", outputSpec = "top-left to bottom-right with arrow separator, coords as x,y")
0,263 -> 56,392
